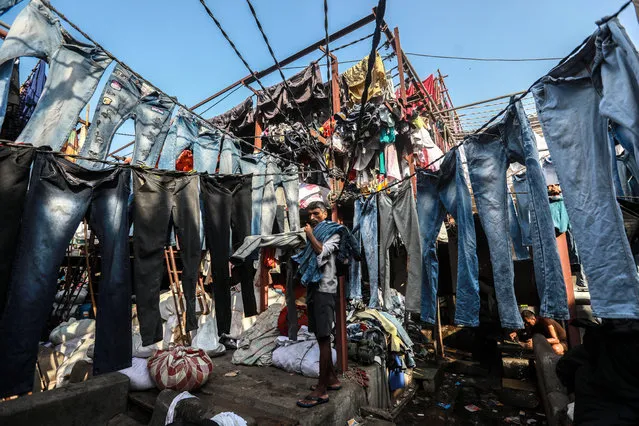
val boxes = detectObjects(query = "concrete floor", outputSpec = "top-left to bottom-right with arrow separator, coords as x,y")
180,352 -> 383,425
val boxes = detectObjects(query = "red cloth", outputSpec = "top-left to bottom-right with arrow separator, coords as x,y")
277,305 -> 309,336
175,149 -> 193,172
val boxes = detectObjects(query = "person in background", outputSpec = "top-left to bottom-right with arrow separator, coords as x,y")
511,310 -> 568,355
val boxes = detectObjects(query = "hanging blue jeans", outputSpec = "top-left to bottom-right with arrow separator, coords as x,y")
349,195 -> 379,306
512,171 -> 533,246
0,0 -> 111,149
78,64 -> 175,169
532,17 -> 639,320
416,149 -> 479,326
467,100 -> 568,329
0,153 -> 132,398
158,108 -> 222,173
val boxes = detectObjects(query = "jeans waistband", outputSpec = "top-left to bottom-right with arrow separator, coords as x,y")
0,145 -> 35,168
132,167 -> 197,192
201,173 -> 252,195
38,152 -> 127,187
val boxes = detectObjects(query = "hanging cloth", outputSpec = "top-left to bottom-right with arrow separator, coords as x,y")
19,59 -> 47,126
342,52 -> 388,104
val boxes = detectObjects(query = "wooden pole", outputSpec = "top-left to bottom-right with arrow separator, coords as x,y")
322,48 -> 348,373
556,233 -> 580,348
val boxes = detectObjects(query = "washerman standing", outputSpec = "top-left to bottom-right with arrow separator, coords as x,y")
293,201 -> 358,408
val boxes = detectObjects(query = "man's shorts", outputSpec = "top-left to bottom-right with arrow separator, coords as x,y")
306,283 -> 336,339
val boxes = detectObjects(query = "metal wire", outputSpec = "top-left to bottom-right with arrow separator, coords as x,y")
405,52 -> 564,62
332,32 -> 374,52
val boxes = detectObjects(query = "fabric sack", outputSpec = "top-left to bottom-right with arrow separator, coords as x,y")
147,346 -> 213,391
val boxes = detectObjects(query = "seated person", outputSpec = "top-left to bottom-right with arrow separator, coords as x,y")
510,310 -> 568,355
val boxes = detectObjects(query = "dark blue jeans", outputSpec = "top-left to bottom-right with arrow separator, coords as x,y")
467,100 -> 568,329
416,149 -> 479,326
532,17 -> 639,320
349,195 -> 379,306
0,152 -> 132,398
512,171 -> 532,246
508,192 -> 531,260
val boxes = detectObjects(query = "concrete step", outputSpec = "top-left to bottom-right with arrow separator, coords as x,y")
107,413 -> 145,426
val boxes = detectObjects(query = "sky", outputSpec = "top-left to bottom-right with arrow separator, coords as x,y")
2,0 -> 638,153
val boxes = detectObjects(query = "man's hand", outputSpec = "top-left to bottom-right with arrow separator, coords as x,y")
304,223 -> 314,238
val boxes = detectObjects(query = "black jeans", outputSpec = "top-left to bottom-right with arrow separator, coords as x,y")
0,152 -> 132,398
0,145 -> 34,315
132,168 -> 201,346
200,174 -> 256,335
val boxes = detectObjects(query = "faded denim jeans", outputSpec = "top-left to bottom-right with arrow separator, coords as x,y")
0,0 -> 22,15
0,152 -> 132,398
158,108 -> 222,173
349,195 -> 379,306
467,100 -> 568,329
532,17 -> 639,319
78,64 -> 175,169
416,149 -> 479,326
378,180 -> 422,311
512,172 -> 532,246
508,192 -> 531,260
241,154 -> 300,236
0,0 -> 111,149
218,136 -> 242,175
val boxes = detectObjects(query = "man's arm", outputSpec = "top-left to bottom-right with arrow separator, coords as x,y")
304,224 -> 323,254
546,324 -> 561,345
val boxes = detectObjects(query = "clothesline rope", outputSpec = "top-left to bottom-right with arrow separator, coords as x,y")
0,142 -> 329,177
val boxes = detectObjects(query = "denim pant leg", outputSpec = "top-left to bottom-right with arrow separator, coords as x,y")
132,170 -> 174,346
260,160 -> 279,235
443,150 -> 480,326
467,133 -> 524,329
0,0 -> 63,130
533,41 -> 639,319
171,176 -> 201,333
0,146 -> 34,315
158,112 -> 198,170
130,94 -> 175,167
416,172 -> 446,324
601,19 -> 639,172
0,0 -> 23,15
512,101 -> 568,319
377,191 -> 395,308
218,137 -> 241,175
361,195 -> 380,307
512,173 -> 532,245
508,193 -> 530,260
0,153 -> 91,398
17,44 -> 112,149
281,165 -> 300,232
87,168 -> 132,375
193,128 -> 221,173
349,198 -> 363,300
240,155 -> 267,236
392,181 -> 423,313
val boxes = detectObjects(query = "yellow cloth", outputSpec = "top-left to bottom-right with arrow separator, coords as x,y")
342,53 -> 387,103
352,309 -> 404,353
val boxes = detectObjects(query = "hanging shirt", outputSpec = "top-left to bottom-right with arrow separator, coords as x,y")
316,234 -> 341,293
549,195 -> 570,234
342,53 -> 388,103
